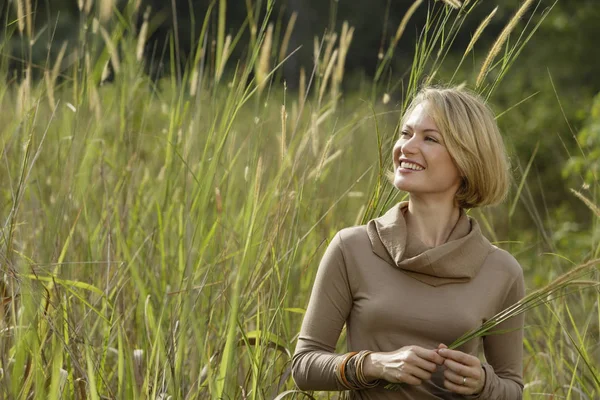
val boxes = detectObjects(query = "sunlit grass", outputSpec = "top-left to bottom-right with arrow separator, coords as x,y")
0,0 -> 597,399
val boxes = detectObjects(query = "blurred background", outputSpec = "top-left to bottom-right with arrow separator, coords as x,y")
2,0 -> 599,230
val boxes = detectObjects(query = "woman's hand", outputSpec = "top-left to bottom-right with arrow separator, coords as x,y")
363,346 -> 445,385
437,344 -> 485,395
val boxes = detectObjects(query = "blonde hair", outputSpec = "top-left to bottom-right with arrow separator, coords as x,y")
398,86 -> 510,209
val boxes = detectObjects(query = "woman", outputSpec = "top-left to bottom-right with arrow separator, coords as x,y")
292,86 -> 525,399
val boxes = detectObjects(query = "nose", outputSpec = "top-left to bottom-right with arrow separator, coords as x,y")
400,134 -> 419,156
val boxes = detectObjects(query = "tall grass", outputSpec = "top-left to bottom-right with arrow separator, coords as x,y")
0,0 -> 597,399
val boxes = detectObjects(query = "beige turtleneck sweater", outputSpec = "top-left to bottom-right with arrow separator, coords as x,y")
292,202 -> 525,399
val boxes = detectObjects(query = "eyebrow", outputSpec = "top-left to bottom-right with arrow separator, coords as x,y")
403,124 -> 441,134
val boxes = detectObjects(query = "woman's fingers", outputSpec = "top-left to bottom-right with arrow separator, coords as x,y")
442,358 -> 476,377
442,375 -> 474,395
437,348 -> 478,366
437,347 -> 485,395
444,368 -> 469,386
413,346 -> 445,365
406,363 -> 433,381
379,346 -> 444,385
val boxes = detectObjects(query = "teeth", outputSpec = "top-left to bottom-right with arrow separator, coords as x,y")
400,161 -> 424,171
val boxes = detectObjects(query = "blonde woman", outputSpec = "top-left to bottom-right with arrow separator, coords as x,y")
292,86 -> 524,399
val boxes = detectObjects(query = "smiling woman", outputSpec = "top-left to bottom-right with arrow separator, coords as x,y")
395,88 -> 510,210
393,102 -> 463,210
291,86 -> 524,399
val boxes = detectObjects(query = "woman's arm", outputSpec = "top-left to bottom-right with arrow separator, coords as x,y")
292,232 -> 354,390
474,262 -> 526,399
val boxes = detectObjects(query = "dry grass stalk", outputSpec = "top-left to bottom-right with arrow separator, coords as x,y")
313,36 -> 320,74
44,71 -> 56,110
279,12 -> 298,63
294,128 -> 311,166
322,33 -> 338,76
393,0 -> 423,50
133,349 -> 144,389
15,0 -> 25,34
190,69 -> 199,97
332,22 -> 354,103
99,25 -> 121,74
571,189 -> 600,218
463,6 -> 498,58
441,0 -> 462,9
99,0 -> 114,23
101,61 -> 111,84
58,368 -> 68,396
215,187 -> 222,213
216,34 -> 232,82
309,145 -> 342,181
16,67 -> 31,117
136,8 -> 150,62
310,112 -> 319,157
311,134 -> 334,180
254,156 -> 264,204
85,52 -> 102,120
318,49 -> 338,104
354,204 -> 366,226
256,24 -> 273,93
52,42 -> 68,82
77,0 -> 84,11
476,0 -> 535,88
299,67 -> 306,108
45,41 -> 69,109
280,105 -> 288,164
24,0 -> 32,37
84,0 -> 94,15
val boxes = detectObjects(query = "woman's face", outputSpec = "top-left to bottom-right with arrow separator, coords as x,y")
392,102 -> 462,202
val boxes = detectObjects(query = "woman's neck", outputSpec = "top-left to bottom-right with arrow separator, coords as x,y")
404,197 -> 461,248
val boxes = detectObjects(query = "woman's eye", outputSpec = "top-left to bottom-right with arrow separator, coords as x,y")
400,131 -> 410,137
426,136 -> 438,143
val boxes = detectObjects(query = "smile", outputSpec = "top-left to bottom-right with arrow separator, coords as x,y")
399,161 -> 425,171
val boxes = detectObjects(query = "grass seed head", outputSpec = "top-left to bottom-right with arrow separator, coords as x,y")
256,24 -> 274,92
136,8 -> 150,62
99,0 -> 114,23
463,6 -> 498,59
279,12 -> 298,63
477,0 -> 535,87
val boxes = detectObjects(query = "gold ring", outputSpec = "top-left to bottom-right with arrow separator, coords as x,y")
462,376 -> 467,385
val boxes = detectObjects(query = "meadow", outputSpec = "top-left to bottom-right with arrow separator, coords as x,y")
0,0 -> 599,398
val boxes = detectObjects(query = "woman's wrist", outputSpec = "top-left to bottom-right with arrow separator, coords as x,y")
362,352 -> 382,381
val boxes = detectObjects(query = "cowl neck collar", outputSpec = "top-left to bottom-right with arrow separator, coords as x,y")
366,202 -> 492,286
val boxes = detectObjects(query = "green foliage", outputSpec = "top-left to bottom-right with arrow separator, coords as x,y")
0,0 -> 599,399
563,92 -> 600,186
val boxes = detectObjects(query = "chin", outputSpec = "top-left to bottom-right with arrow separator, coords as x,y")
393,177 -> 413,192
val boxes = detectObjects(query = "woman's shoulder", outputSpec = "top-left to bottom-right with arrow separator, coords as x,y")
483,245 -> 524,281
335,224 -> 370,247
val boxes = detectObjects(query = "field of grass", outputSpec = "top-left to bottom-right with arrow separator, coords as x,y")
0,0 -> 599,399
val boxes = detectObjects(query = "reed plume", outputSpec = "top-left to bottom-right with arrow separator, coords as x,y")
463,6 -> 498,58
476,0 -> 535,87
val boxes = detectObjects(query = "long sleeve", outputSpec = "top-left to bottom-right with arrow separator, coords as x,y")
475,260 -> 525,400
292,232 -> 354,390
